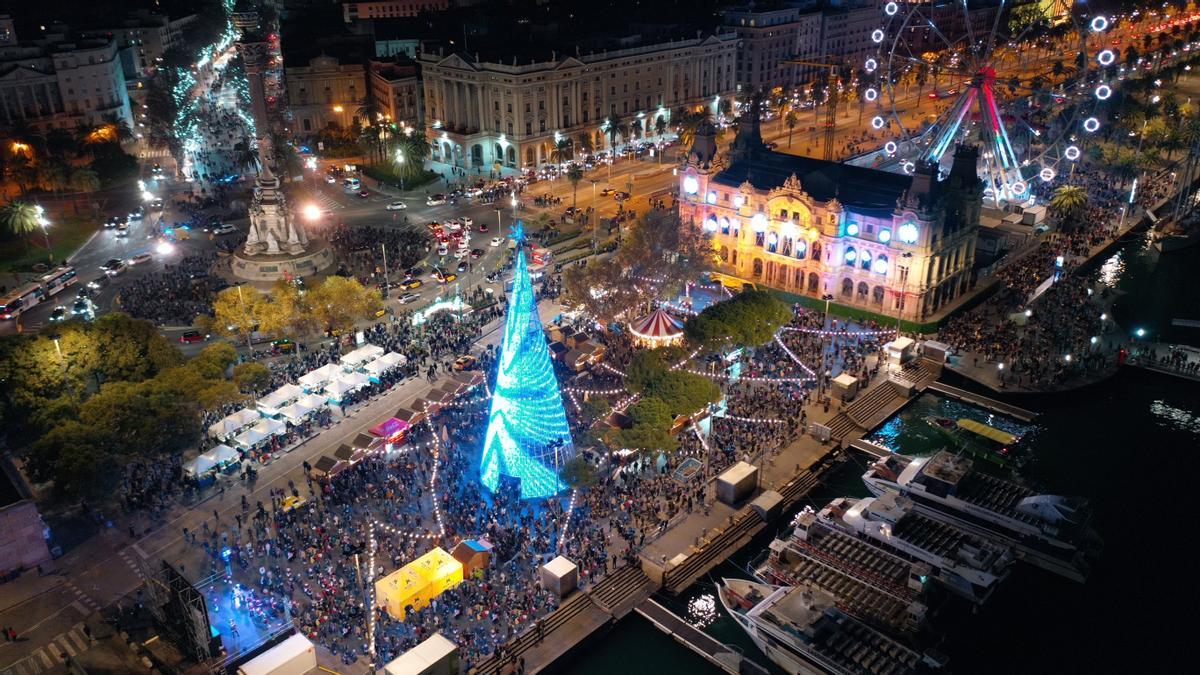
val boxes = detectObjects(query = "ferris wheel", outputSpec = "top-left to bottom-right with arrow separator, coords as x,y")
863,0 -> 1115,205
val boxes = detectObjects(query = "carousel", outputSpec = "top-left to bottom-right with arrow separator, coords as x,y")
630,308 -> 685,349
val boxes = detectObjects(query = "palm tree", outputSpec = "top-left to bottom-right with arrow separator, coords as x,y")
785,109 -> 799,147
551,138 -> 573,165
0,201 -> 42,254
575,132 -> 594,156
37,159 -> 68,193
1049,185 -> 1088,217
100,113 -> 134,144
567,164 -> 584,210
233,138 -> 260,175
605,114 -> 626,153
675,110 -> 708,150
654,114 -> 668,139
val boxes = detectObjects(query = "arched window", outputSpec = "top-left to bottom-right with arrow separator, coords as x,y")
795,268 -> 805,287
720,217 -> 731,234
873,254 -> 889,274
781,238 -> 792,257
808,272 -> 820,292
752,258 -> 764,278
841,277 -> 853,297
795,239 -> 807,259
861,250 -> 872,271
766,231 -> 779,253
872,285 -> 885,304
811,242 -> 822,261
844,246 -> 857,265
719,245 -> 729,262
857,281 -> 870,299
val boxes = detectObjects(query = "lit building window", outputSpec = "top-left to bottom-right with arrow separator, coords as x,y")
844,247 -> 857,265
878,228 -> 892,243
846,221 -> 859,236
683,175 -> 699,194
898,222 -> 919,244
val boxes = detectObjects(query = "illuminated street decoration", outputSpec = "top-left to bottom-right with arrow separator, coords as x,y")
480,223 -> 574,499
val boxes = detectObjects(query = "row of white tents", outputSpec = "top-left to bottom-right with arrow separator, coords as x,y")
191,345 -> 409,477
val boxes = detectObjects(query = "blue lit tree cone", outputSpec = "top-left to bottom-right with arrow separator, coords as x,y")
480,224 -> 574,498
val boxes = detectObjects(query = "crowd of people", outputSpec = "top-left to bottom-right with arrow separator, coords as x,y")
117,253 -> 228,325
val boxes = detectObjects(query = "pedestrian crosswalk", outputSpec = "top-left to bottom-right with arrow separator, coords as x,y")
1,624 -> 91,675
312,192 -> 346,211
117,547 -> 147,581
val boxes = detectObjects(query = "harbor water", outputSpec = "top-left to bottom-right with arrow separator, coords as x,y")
559,232 -> 1200,674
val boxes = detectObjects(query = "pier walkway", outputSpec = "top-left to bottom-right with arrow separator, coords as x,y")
635,598 -> 771,675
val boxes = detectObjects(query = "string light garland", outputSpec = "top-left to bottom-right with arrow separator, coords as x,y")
773,334 -> 818,378
720,414 -> 789,425
598,362 -> 627,377
676,367 -> 816,384
779,326 -> 898,338
558,488 -> 579,553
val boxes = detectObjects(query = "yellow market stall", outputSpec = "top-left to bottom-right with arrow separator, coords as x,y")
375,547 -> 463,620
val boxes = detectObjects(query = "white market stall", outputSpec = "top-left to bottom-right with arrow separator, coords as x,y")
832,372 -> 859,400
298,363 -> 343,391
183,453 -> 217,478
323,371 -> 373,404
232,427 -> 270,450
253,417 -> 288,437
883,336 -> 916,366
298,393 -> 329,410
280,401 -> 315,424
341,344 -> 385,368
257,383 -> 303,416
364,352 -> 408,381
207,408 -> 261,440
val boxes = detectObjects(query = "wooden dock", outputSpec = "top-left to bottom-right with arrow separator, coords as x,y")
636,598 -> 770,675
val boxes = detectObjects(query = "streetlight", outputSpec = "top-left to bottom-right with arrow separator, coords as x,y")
302,203 -> 322,222
396,150 -> 406,192
821,293 -> 834,329
1135,327 -> 1146,338
35,205 -> 51,263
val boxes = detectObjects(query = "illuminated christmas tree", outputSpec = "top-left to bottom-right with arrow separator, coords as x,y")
479,223 -> 574,499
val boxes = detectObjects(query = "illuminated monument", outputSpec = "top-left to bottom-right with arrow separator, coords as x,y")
479,223 -> 574,499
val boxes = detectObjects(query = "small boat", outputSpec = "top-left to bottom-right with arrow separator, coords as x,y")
923,416 -> 1026,468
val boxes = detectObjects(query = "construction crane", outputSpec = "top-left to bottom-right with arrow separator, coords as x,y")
781,56 -> 848,161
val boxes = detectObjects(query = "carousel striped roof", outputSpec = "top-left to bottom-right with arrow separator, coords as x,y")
631,308 -> 684,340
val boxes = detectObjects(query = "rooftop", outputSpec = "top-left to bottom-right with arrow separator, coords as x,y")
713,151 -> 914,215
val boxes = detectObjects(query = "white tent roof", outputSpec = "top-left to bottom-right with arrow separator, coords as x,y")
341,344 -> 385,367
298,393 -> 328,410
207,417 -> 239,439
280,402 -> 315,424
254,417 -> 288,437
298,363 -> 342,389
832,372 -> 859,387
184,454 -> 217,476
233,427 -> 269,448
259,383 -> 302,412
364,352 -> 407,376
324,379 -> 355,399
341,370 -> 371,387
203,444 -> 239,464
233,408 -> 261,427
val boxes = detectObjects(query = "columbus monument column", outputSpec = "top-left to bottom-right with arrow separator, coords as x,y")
230,3 -> 333,281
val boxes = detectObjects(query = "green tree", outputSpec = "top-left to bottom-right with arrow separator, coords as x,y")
784,109 -> 799,148
605,114 -> 626,152
233,362 -> 272,392
69,167 -> 101,193
559,455 -> 599,489
308,276 -> 384,335
686,290 -> 791,347
552,138 -> 573,165
567,164 -> 584,211
615,396 -> 678,452
0,201 -> 42,249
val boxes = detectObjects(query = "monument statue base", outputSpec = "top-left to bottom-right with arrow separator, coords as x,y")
230,237 -> 335,282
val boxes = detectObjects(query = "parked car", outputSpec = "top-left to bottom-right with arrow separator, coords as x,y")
385,200 -> 407,210
49,306 -> 67,322
129,253 -> 153,265
272,338 -> 297,353
280,495 -> 307,512
397,292 -> 420,304
213,223 -> 238,235
400,278 -> 423,289
469,248 -> 484,259
179,330 -> 208,343
490,237 -> 504,247
452,355 -> 478,371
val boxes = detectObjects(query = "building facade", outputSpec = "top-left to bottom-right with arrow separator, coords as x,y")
369,59 -> 423,128
285,53 -> 367,134
80,10 -> 196,81
678,107 -> 980,320
0,24 -> 132,132
418,34 -> 738,169
342,0 -> 450,22
725,5 -> 823,92
821,0 -> 882,65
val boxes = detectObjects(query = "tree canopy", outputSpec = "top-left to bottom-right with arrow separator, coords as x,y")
685,290 -> 792,347
209,276 -> 384,340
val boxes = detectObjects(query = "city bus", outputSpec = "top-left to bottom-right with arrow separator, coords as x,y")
0,266 -> 77,320
343,176 -> 361,193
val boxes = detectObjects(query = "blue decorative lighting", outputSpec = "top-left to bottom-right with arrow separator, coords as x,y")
878,228 -> 891,243
846,222 -> 859,236
479,222 -> 574,499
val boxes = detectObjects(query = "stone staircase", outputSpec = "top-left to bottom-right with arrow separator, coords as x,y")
826,412 -> 860,443
662,509 -> 766,593
845,380 -> 905,427
893,357 -> 942,389
588,564 -> 657,617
